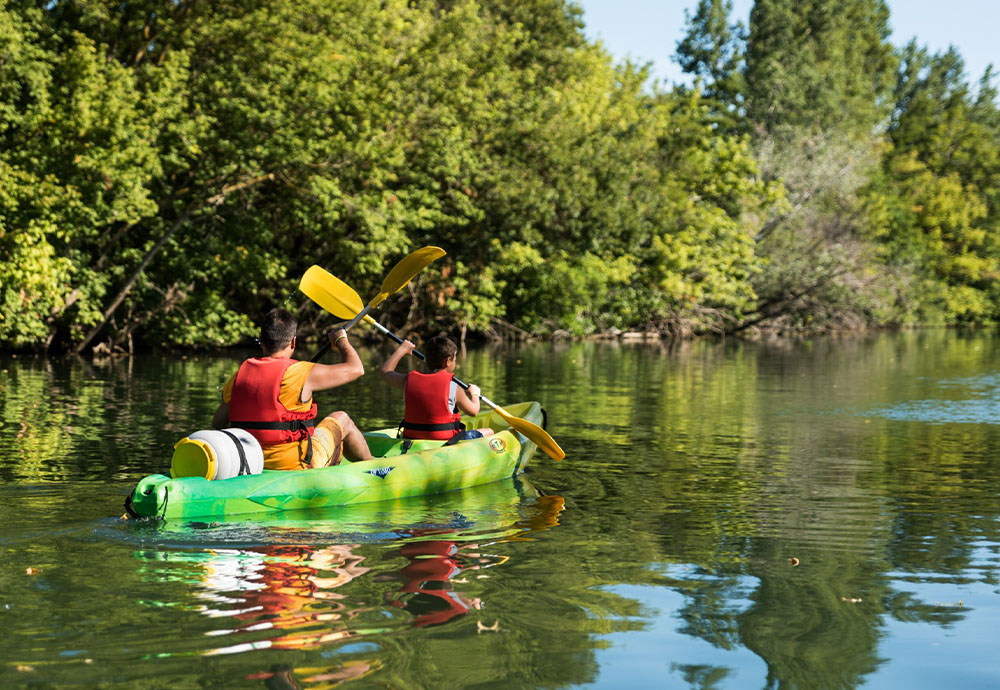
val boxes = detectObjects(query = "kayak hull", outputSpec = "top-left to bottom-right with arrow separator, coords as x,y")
127,401 -> 545,520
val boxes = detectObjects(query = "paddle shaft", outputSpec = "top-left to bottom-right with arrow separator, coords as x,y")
345,304 -> 373,331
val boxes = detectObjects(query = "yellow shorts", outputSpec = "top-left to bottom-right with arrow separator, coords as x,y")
309,415 -> 345,468
262,416 -> 345,471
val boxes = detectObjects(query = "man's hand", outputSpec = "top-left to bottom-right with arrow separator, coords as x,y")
328,326 -> 349,348
303,325 -> 365,400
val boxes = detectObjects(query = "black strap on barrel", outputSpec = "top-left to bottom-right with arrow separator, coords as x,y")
218,429 -> 252,476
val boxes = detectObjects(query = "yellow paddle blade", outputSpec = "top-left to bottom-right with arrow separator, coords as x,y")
299,265 -> 364,320
371,246 -> 446,309
494,406 -> 565,461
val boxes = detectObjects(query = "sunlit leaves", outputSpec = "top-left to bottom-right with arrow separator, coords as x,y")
2,0 -> 999,348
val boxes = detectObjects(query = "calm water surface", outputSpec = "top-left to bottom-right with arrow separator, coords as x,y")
2,330 -> 999,688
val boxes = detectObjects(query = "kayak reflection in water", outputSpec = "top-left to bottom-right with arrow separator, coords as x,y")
198,543 -> 372,656
378,493 -> 567,629
250,660 -> 377,690
198,543 -> 380,686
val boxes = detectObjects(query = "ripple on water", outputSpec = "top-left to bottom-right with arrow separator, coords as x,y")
868,398 -> 1000,424
862,373 -> 1000,424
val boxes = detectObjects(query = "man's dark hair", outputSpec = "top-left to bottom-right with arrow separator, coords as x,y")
425,336 -> 458,370
259,308 -> 297,354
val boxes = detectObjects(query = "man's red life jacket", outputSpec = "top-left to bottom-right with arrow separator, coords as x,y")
228,357 -> 317,448
402,369 -> 463,440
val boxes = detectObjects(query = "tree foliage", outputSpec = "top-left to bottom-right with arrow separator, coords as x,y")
679,0 -> 1000,333
675,0 -> 747,130
1,0 -> 1000,351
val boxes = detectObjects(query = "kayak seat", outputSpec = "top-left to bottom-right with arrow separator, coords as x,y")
363,433 -> 447,458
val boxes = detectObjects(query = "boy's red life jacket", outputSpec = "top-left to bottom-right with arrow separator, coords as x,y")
402,369 -> 464,440
228,358 -> 317,448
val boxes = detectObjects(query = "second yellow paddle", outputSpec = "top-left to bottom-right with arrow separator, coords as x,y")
301,246 -> 445,362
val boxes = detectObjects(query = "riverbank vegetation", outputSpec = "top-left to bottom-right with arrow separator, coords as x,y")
2,0 -> 998,352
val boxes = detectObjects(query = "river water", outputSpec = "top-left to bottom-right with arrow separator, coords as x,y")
2,330 -> 999,688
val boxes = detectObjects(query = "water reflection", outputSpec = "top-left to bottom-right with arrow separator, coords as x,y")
127,479 -> 564,686
5,331 -> 1000,688
380,537 -> 492,629
203,544 -> 372,653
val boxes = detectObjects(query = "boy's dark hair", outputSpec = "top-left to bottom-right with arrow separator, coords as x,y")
259,308 -> 297,354
425,336 -> 457,370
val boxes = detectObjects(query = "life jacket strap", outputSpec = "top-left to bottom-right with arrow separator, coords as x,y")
401,420 -> 466,432
230,419 -> 313,466
229,419 -> 315,431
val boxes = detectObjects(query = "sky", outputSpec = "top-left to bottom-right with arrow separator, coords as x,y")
577,0 -> 998,88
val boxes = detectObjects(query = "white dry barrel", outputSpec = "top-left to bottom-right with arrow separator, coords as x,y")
170,429 -> 264,480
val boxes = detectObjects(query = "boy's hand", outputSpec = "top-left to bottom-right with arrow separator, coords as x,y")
467,384 -> 481,399
398,339 -> 416,356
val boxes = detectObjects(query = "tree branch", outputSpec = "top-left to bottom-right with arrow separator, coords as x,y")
73,172 -> 277,354
74,208 -> 194,354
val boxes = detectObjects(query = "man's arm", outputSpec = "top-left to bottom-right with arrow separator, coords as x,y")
301,328 -> 365,401
380,339 -> 415,391
212,402 -> 230,429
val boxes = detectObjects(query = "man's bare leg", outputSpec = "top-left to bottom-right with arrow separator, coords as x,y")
330,410 -> 372,462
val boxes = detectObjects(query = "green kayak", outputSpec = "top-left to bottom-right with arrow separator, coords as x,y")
126,401 -> 547,520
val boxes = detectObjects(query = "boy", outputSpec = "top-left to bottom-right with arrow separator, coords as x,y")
380,336 -> 494,443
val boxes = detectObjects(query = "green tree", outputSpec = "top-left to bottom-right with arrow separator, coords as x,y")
730,0 -> 902,332
1,2 -> 175,348
675,0 -> 747,130
744,0 -> 897,138
878,42 -> 1000,323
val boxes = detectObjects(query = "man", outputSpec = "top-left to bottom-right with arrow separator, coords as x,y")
212,308 -> 372,469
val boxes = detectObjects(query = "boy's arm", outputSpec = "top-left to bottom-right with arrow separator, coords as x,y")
380,340 -> 415,391
455,384 -> 482,416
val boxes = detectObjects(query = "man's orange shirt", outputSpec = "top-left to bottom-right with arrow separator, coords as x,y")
223,360 -> 315,470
